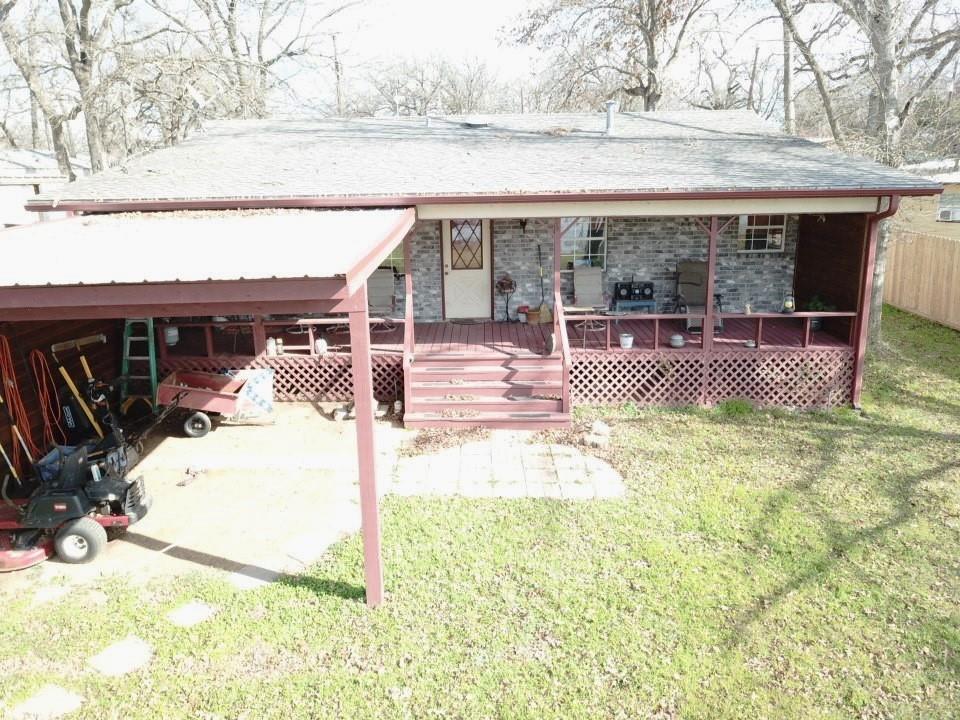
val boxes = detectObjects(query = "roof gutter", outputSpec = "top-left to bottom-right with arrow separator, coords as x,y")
24,186 -> 941,214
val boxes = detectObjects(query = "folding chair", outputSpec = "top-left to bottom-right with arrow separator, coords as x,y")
563,266 -> 609,349
675,260 -> 723,334
367,268 -> 398,333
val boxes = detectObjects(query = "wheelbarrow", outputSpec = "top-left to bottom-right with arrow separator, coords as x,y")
156,370 -> 273,438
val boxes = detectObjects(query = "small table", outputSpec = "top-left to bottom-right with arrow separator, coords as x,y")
613,299 -> 657,313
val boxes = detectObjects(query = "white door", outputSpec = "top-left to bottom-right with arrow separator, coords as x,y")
442,219 -> 492,319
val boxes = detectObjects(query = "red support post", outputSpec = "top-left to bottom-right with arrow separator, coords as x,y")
252,316 -> 267,356
204,326 -> 214,358
349,284 -> 385,608
703,216 -> 720,352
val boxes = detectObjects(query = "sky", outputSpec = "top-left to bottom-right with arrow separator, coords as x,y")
332,0 -> 538,77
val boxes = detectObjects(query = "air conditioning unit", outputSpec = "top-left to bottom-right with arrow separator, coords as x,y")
938,207 -> 960,222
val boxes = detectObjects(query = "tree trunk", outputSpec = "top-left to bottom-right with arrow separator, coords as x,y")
782,19 -> 794,133
866,7 -> 902,347
81,101 -> 105,171
869,219 -> 893,345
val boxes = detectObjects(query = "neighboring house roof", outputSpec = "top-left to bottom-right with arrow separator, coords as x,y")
0,148 -> 90,184
29,110 -> 940,210
902,157 -> 960,181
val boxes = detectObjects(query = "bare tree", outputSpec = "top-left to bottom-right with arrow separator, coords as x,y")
0,0 -> 83,177
512,0 -> 711,112
353,58 -> 512,117
148,0 -> 359,119
776,0 -> 960,344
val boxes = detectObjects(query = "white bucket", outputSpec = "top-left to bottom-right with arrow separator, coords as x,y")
619,333 -> 634,349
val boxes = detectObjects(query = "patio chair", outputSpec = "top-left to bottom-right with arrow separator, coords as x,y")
675,260 -> 723,334
564,265 -> 609,349
367,268 -> 398,333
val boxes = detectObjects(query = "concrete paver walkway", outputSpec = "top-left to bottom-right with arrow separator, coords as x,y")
389,430 -> 625,500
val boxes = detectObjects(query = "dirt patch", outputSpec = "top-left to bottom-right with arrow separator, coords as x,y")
0,404 -> 409,594
398,427 -> 491,457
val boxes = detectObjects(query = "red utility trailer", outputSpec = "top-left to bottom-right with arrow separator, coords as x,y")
157,370 -> 267,438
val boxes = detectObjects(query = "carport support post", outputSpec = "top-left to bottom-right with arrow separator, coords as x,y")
348,284 -> 384,607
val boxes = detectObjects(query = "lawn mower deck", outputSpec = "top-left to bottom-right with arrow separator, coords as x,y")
0,446 -> 152,572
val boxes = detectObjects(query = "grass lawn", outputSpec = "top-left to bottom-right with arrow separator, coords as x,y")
2,306 -> 958,719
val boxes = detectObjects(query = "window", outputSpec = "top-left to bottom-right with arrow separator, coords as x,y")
560,217 -> 607,270
739,215 -> 786,252
379,246 -> 405,273
450,219 -> 483,270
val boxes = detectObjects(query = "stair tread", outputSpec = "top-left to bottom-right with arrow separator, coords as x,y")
405,410 -> 569,419
412,379 -> 562,387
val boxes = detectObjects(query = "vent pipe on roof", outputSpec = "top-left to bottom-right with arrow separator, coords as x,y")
605,100 -> 618,135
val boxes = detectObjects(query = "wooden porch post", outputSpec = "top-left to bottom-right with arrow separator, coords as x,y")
703,216 -> 720,352
852,197 -> 900,408
348,283 -> 385,608
252,316 -> 267,356
552,218 -> 562,300
402,230 -> 415,408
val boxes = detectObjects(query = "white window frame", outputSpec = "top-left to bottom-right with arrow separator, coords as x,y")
559,217 -> 607,271
738,215 -> 787,254
379,245 -> 405,274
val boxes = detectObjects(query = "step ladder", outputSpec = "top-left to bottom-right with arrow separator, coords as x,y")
120,318 -> 158,414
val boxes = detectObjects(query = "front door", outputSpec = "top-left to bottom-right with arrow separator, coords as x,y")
442,219 -> 492,319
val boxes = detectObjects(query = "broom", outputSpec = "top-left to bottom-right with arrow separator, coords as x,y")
537,244 -> 552,324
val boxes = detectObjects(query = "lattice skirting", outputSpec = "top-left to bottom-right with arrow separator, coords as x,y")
160,354 -> 404,402
571,349 -> 855,409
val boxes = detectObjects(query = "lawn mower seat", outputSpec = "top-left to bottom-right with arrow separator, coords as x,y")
41,446 -> 90,492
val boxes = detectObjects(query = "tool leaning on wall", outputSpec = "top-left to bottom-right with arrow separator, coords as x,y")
0,331 -> 154,572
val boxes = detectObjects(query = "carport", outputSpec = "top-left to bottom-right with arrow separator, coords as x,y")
0,207 -> 417,607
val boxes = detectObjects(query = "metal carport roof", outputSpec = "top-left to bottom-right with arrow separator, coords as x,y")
0,208 -> 415,321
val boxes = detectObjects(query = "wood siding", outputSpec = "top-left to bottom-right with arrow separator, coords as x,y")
0,319 -> 121,473
885,231 -> 960,331
794,213 -> 868,313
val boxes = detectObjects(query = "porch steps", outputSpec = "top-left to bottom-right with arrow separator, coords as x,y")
404,353 -> 570,429
403,410 -> 570,430
411,379 -> 563,397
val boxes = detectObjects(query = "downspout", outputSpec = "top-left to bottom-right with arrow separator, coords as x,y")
851,194 -> 901,408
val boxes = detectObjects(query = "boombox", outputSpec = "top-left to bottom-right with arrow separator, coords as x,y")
613,281 -> 654,301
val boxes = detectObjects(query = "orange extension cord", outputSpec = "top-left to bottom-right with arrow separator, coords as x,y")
0,335 -> 41,473
29,349 -> 67,449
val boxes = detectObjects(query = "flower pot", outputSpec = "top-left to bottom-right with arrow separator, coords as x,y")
619,333 -> 634,349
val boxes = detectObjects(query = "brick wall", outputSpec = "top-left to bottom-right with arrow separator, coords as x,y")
403,215 -> 798,318
401,220 -> 443,321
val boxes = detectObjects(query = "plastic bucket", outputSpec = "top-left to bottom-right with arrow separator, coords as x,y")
619,333 -> 634,349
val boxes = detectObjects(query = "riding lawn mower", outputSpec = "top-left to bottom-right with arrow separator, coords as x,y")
0,356 -> 154,572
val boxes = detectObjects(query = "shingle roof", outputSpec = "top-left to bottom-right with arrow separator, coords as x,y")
29,110 -> 940,208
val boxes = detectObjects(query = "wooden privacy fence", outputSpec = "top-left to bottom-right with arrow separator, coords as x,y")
886,231 -> 960,331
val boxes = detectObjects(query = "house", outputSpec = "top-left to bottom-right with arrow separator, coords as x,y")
0,148 -> 90,226
0,109 -> 941,605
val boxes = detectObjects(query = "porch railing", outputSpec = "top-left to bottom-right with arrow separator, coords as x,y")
155,317 -> 397,360
553,290 -> 573,414
718,311 -> 858,348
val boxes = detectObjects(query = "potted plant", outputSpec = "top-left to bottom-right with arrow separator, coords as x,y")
804,295 -> 836,331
